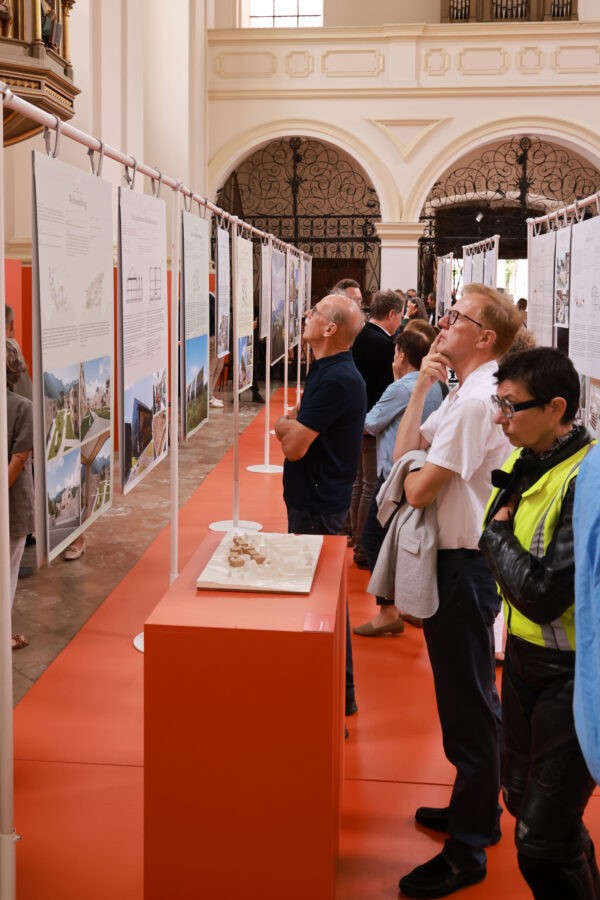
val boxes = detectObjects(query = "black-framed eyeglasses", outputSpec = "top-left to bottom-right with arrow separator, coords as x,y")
491,394 -> 548,419
443,309 -> 483,328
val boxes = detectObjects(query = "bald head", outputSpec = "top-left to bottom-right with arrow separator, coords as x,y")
320,294 -> 365,347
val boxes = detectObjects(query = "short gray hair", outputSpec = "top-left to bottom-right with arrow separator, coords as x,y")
6,338 -> 26,388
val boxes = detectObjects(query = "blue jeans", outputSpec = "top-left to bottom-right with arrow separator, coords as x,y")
361,473 -> 394,607
350,435 -> 378,562
286,507 -> 356,711
424,549 -> 502,869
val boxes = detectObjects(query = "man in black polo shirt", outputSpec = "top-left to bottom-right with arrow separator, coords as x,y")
275,293 -> 366,717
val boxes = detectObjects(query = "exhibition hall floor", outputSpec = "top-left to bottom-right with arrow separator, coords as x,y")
11,388 -> 600,899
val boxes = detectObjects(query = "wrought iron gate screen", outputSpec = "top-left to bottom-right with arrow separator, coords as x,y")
216,137 -> 381,293
418,136 -> 600,295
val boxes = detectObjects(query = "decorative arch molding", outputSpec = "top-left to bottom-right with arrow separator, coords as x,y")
208,118 -> 402,221
405,116 -> 600,222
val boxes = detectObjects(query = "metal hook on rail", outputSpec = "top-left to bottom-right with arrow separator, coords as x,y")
183,189 -> 192,213
43,115 -> 61,158
124,158 -> 137,190
87,140 -> 105,177
151,169 -> 163,198
198,197 -> 209,219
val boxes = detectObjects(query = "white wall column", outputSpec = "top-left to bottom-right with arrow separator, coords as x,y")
189,0 -> 209,194
376,222 -> 426,292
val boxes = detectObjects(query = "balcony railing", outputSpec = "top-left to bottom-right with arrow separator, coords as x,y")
443,0 -> 578,21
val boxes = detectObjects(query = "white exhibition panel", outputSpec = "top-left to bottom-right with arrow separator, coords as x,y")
236,234 -> 254,394
271,247 -> 286,366
181,211 -> 210,439
32,152 -> 115,562
259,242 -> 271,341
528,230 -> 556,348
570,215 -> 600,381
118,188 -> 169,495
287,251 -> 300,349
554,224 -> 572,331
216,226 -> 231,359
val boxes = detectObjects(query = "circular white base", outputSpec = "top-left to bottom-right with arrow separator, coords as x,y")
269,429 -> 276,436
209,519 -> 263,533
133,632 -> 144,653
247,464 -> 283,473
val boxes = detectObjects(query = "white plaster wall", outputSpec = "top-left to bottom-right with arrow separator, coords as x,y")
325,0 -> 441,26
143,0 -> 189,183
579,0 -> 600,21
206,21 -> 600,285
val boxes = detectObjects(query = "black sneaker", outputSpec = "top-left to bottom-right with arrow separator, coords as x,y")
399,852 -> 486,898
415,806 -> 501,846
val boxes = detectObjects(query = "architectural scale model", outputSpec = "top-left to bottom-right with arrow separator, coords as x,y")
196,532 -> 323,594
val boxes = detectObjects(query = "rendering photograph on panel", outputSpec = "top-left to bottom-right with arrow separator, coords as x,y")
217,313 -> 229,357
271,250 -> 285,365
80,432 -> 112,523
46,446 -> 81,552
185,334 -> 208,434
288,257 -> 300,347
152,368 -> 168,458
238,334 -> 253,390
44,363 -> 80,461
80,356 -> 111,444
123,373 -> 155,488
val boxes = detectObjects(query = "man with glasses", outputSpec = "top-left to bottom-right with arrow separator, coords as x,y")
275,293 -> 366,720
480,347 -> 598,899
393,284 -> 522,898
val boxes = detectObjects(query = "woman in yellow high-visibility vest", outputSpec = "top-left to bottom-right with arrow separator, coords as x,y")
480,347 -> 598,900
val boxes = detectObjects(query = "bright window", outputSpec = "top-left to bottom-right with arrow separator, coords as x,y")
249,0 -> 323,28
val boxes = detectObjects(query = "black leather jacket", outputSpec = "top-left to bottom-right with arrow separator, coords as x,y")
479,426 -> 592,627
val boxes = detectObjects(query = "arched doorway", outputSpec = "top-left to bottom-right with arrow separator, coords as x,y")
418,135 -> 600,295
216,136 -> 382,300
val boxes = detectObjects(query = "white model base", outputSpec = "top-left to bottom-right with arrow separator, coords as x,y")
246,464 -> 283,473
132,632 -> 144,653
197,532 -> 322,594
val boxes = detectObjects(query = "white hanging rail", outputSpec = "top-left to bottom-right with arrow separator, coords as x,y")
0,81 -> 304,249
527,189 -> 600,233
462,233 -> 500,256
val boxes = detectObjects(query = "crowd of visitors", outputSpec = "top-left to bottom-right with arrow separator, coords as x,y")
277,280 -> 599,900
6,275 -> 600,899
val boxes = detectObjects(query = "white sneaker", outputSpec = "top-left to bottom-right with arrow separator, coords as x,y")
209,396 -> 224,408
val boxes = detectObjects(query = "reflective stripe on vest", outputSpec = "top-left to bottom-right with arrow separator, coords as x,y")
484,443 -> 593,650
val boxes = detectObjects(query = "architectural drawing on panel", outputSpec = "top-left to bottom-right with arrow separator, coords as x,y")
86,272 -> 105,309
149,266 -> 162,301
127,268 -> 143,303
48,266 -> 68,313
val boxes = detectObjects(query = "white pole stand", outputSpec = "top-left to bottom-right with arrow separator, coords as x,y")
246,463 -> 283,473
132,632 -> 144,653
0,830 -> 17,897
209,519 -> 262,533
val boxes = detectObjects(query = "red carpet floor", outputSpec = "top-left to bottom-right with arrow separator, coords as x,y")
13,395 -> 599,898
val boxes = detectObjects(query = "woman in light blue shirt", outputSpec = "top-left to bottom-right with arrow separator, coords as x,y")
354,328 -> 445,636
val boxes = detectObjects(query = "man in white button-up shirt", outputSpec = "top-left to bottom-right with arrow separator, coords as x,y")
394,285 -> 522,899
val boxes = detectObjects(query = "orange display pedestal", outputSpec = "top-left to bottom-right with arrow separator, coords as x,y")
144,533 -> 347,900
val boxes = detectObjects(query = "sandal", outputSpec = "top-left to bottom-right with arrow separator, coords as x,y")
12,634 -> 29,651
